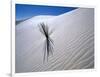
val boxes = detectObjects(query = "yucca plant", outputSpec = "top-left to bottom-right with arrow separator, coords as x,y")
39,22 -> 54,62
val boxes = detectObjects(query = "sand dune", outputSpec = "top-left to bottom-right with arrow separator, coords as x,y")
15,8 -> 94,73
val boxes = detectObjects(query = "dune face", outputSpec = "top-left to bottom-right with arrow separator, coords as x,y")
15,8 -> 94,73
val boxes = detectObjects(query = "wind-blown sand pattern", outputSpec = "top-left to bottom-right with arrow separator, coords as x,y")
15,8 -> 94,73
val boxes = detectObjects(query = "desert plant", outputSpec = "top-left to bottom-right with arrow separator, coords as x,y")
39,22 -> 54,62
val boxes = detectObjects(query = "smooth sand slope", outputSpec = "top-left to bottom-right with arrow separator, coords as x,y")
15,8 -> 94,73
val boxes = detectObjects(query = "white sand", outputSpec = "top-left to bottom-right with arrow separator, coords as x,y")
15,8 -> 94,73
